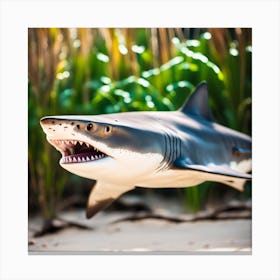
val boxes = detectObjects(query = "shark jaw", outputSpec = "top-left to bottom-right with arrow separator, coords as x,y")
46,135 -> 164,183
45,136 -> 117,180
48,139 -> 109,164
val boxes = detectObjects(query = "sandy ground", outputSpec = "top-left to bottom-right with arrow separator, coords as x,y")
28,210 -> 251,254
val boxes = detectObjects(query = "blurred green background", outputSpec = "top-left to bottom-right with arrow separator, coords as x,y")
28,28 -> 251,220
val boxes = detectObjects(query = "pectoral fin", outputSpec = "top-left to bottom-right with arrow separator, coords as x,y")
173,158 -> 251,191
86,181 -> 134,219
173,157 -> 252,179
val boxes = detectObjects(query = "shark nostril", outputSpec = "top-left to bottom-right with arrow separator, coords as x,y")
76,124 -> 80,129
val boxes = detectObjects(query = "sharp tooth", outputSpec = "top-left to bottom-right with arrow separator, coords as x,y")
73,141 -> 77,145
64,158 -> 67,163
90,156 -> 94,160
86,143 -> 90,148
82,157 -> 86,162
68,157 -> 72,163
79,141 -> 83,145
95,155 -> 98,159
73,157 -> 77,162
86,156 -> 90,161
78,157 -> 81,162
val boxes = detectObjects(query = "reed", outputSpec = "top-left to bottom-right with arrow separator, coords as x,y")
28,28 -> 251,218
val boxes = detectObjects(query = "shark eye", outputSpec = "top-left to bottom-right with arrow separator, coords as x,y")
104,125 -> 112,134
87,123 -> 93,131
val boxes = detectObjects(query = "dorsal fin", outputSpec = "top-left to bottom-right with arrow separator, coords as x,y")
179,81 -> 214,121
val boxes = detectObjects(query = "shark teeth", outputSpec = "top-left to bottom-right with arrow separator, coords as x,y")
51,139 -> 93,147
50,138 -> 108,164
61,154 -> 106,164
50,139 -> 97,150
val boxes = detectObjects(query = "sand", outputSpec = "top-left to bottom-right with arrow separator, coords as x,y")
28,210 -> 251,254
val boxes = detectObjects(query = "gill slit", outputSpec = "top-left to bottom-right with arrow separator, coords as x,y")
157,132 -> 181,172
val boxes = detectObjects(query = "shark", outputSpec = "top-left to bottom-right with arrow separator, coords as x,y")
40,82 -> 252,218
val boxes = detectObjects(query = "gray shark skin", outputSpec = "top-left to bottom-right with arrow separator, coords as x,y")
40,82 -> 252,218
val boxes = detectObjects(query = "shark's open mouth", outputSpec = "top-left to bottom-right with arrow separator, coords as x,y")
49,139 -> 108,164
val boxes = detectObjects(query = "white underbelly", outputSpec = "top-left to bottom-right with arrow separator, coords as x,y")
136,169 -> 207,188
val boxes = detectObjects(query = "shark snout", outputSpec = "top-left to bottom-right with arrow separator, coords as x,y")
40,117 -> 80,129
40,116 -> 85,140
40,116 -> 92,135
40,116 -> 113,138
